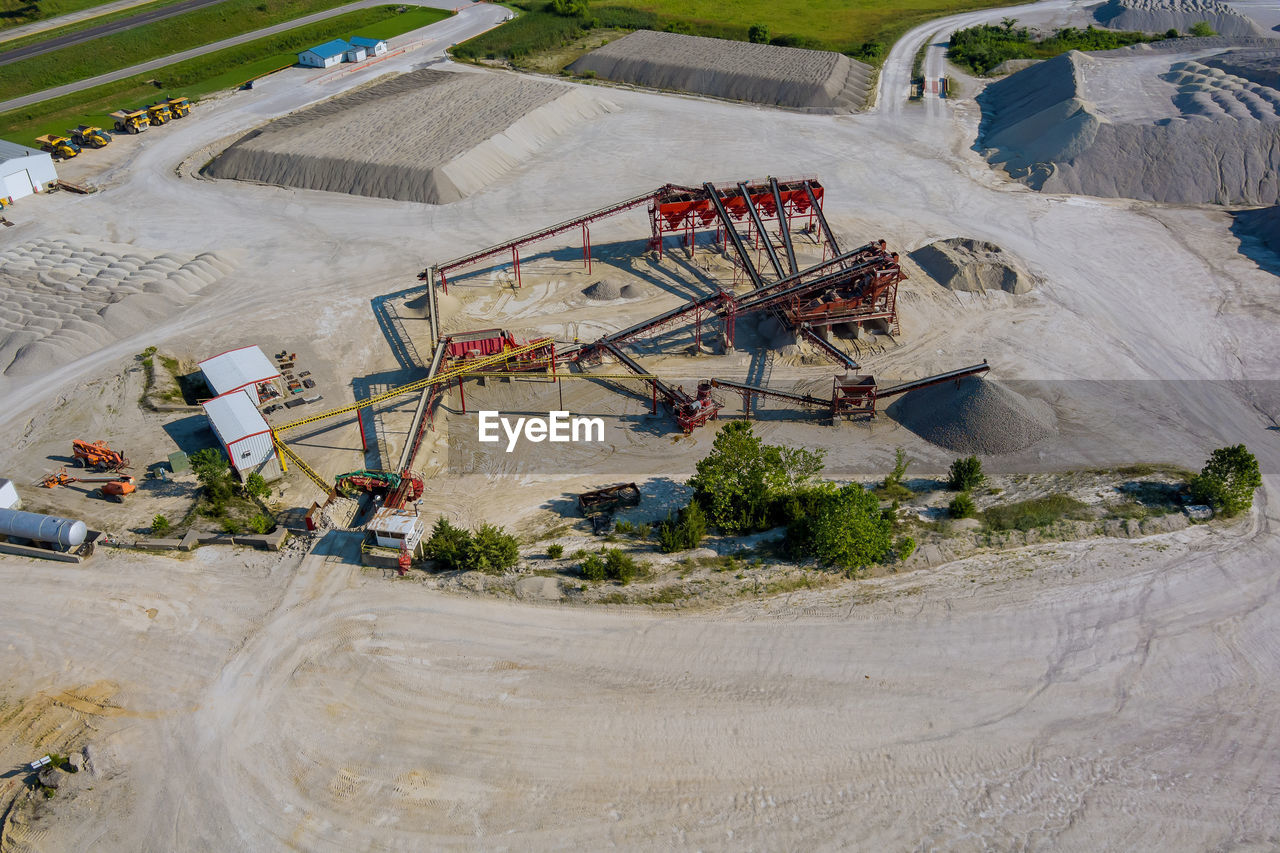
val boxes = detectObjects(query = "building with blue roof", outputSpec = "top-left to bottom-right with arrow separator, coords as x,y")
349,36 -> 388,56
298,38 -> 358,69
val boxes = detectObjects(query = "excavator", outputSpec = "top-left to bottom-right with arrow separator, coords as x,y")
71,439 -> 129,472
35,134 -> 80,160
166,96 -> 191,118
110,109 -> 150,134
145,102 -> 172,126
69,125 -> 111,148
38,469 -> 136,503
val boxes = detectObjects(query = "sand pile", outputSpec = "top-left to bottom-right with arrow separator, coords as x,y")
909,238 -> 1035,294
582,279 -> 622,300
0,238 -> 232,377
569,30 -> 872,113
206,69 -> 617,204
1093,0 -> 1265,37
887,377 -> 1058,454
978,49 -> 1280,203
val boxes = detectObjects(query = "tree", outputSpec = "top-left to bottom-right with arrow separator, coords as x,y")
947,456 -> 985,491
949,492 -> 975,519
581,552 -> 606,581
1190,445 -> 1261,518
1164,28 -> 1180,39
1001,17 -> 1018,32
688,421 -> 824,535
1189,21 -> 1216,37
467,523 -> 520,575
748,23 -> 770,43
243,472 -> 270,500
150,514 -> 170,536
425,516 -> 472,571
656,500 -> 706,553
879,447 -> 912,500
854,41 -> 885,61
785,483 -> 893,574
551,0 -> 588,17
190,448 -> 233,511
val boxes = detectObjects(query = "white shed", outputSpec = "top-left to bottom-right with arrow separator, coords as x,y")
298,38 -> 352,68
368,507 -> 423,550
349,36 -> 387,57
203,390 -> 281,481
199,345 -> 282,403
345,44 -> 367,63
0,140 -> 57,204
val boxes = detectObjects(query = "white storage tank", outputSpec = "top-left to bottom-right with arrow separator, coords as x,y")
0,508 -> 87,550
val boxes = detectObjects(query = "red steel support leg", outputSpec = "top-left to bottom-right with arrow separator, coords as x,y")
457,377 -> 466,414
694,310 -> 702,351
440,269 -> 449,296
582,223 -> 592,274
512,246 -> 521,288
358,410 -> 368,451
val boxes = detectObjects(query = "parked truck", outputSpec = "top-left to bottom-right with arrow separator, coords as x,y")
166,96 -> 191,118
69,125 -> 111,148
145,102 -> 172,125
110,109 -> 149,134
35,134 -> 80,160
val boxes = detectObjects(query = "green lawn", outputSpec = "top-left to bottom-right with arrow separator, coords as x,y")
0,0 -> 131,32
454,0 -> 1024,67
0,5 -> 448,142
0,0 -> 205,55
0,0 -> 366,101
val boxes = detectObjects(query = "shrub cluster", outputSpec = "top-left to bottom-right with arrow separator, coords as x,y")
424,517 -> 520,575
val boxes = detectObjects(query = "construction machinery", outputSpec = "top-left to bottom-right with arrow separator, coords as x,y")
110,109 -> 150,134
166,96 -> 191,118
35,134 -> 80,160
335,469 -> 423,502
38,469 -> 137,503
71,439 -> 129,472
579,482 -> 640,533
69,125 -> 111,148
145,102 -> 172,125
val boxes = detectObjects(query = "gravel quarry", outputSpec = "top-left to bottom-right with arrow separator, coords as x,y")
569,30 -> 872,112
205,68 -> 617,204
1093,0 -> 1266,36
978,46 -> 1280,203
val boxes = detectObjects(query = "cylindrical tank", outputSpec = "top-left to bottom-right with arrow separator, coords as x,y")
0,508 -> 87,549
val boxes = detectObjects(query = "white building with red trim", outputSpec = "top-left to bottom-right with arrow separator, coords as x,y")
202,389 -> 282,481
198,345 -> 282,403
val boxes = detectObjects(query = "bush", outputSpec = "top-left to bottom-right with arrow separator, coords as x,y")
190,447 -> 233,511
748,23 -> 769,43
467,523 -> 520,575
949,492 -> 976,519
884,447 -> 910,489
785,483 -> 893,574
853,40 -> 885,61
1188,21 -> 1216,37
248,513 -> 274,534
614,520 -> 633,534
243,472 -> 270,500
982,493 -> 1090,531
220,518 -> 241,534
581,552 -> 606,581
547,543 -> 564,559
948,23 -> 1159,75
656,500 -> 706,553
551,0 -> 588,16
947,456 -> 985,491
150,514 -> 170,536
1190,444 -> 1261,518
424,516 -> 472,571
895,535 -> 916,562
688,421 -> 824,535
603,547 -> 640,583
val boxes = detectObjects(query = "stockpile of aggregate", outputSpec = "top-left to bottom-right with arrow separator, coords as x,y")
909,238 -> 1036,294
886,377 -> 1058,454
1093,0 -> 1265,37
568,30 -> 872,112
0,238 -> 232,376
206,69 -> 616,204
978,49 -> 1280,204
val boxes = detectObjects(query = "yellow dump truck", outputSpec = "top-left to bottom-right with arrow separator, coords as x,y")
110,109 -> 150,134
35,134 -> 81,160
166,96 -> 191,118
145,102 -> 172,125
69,125 -> 111,148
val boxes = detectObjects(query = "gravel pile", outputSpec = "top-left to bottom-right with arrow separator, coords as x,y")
886,377 -> 1058,454
1093,0 -> 1265,37
206,69 -> 615,204
0,238 -> 232,377
569,30 -> 872,112
909,238 -> 1035,294
979,49 -> 1280,204
583,279 -> 622,300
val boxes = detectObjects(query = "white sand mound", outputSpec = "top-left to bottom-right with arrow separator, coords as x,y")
206,68 -> 617,205
909,238 -> 1036,294
568,30 -> 872,113
1094,0 -> 1265,37
887,377 -> 1058,454
979,49 -> 1280,203
0,238 -> 233,377
582,279 -> 622,300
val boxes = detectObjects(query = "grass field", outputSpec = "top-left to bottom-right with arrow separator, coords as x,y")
0,5 -> 447,142
453,0 -> 1021,67
0,0 -> 363,101
0,0 -> 125,31
0,0 -> 204,55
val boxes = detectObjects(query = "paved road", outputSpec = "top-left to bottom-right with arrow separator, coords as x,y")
0,0 -> 166,45
0,0 -> 232,67
0,0 -> 471,113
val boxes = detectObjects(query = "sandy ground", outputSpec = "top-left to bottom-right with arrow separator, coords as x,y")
2,0 -> 1280,847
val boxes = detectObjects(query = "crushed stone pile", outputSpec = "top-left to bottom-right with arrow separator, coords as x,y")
206,69 -> 616,204
1093,0 -> 1265,37
887,377 -> 1058,454
0,238 -> 232,377
569,30 -> 872,113
583,279 -> 622,300
618,283 -> 641,298
909,238 -> 1036,294
1204,49 -> 1280,89
978,49 -> 1280,204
